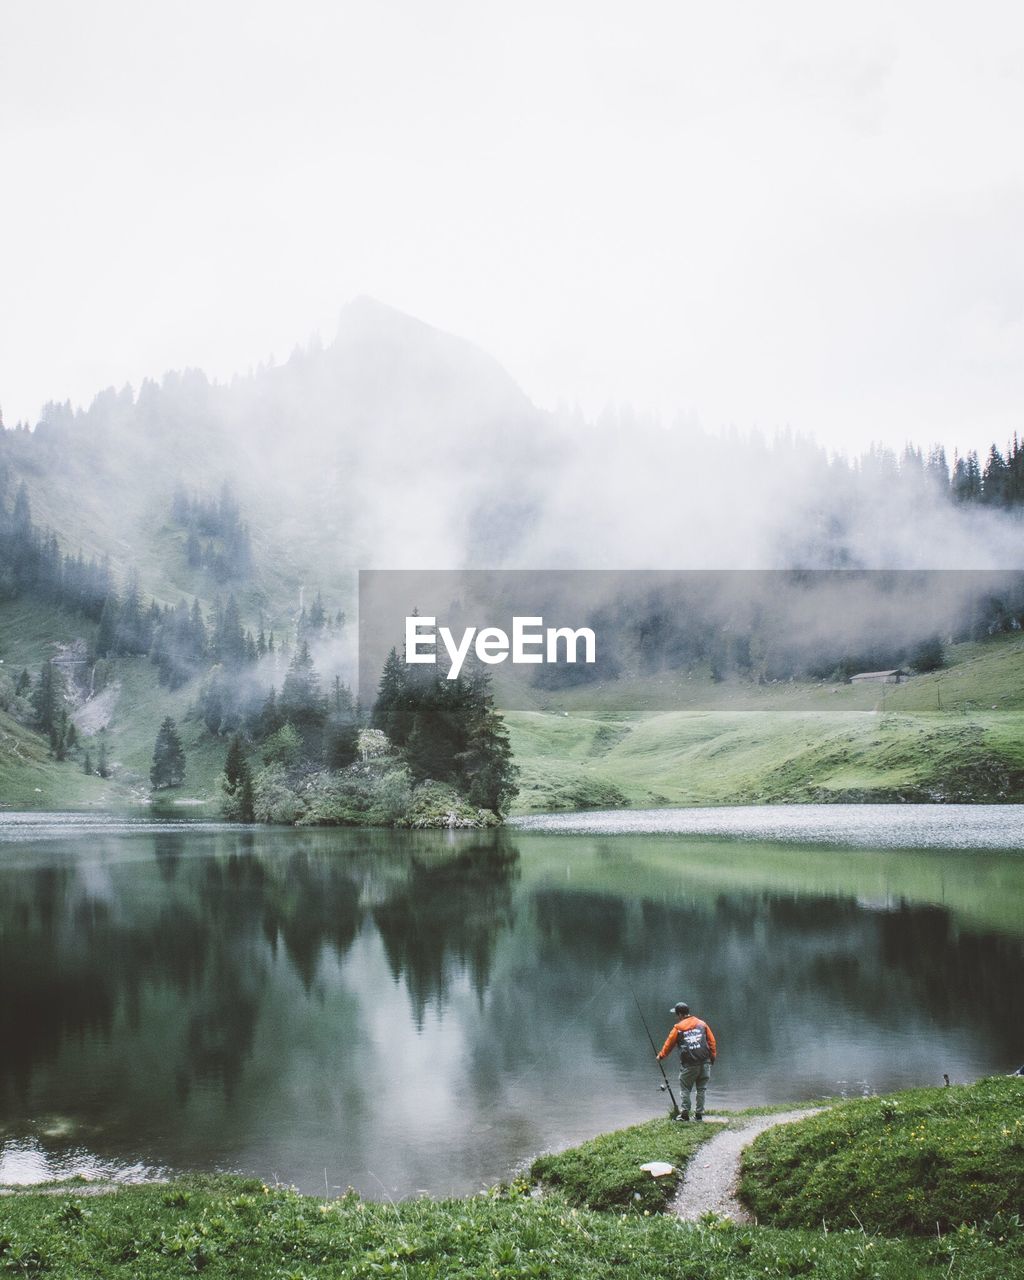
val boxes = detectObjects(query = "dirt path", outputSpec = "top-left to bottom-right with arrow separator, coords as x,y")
672,1108 -> 826,1223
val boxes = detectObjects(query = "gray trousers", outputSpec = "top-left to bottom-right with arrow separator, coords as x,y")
679,1060 -> 711,1115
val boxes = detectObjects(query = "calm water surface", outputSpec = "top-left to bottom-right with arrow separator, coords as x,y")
1,806 -> 1022,1197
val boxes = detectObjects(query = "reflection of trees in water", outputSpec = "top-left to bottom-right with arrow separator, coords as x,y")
4,830 -> 1021,1154
260,852 -> 362,991
0,831 -> 521,1112
533,890 -> 627,969
0,838 -> 362,1105
472,887 -> 1024,1094
181,963 -> 260,1101
0,866 -> 115,1096
879,905 -> 1024,1059
153,831 -> 184,882
373,839 -> 520,1023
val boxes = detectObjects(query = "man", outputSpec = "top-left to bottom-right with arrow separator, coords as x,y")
657,1000 -> 717,1121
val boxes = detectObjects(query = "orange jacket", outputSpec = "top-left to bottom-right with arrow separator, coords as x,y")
657,1016 -> 717,1063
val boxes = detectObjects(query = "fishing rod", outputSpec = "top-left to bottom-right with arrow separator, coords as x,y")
629,983 -> 679,1116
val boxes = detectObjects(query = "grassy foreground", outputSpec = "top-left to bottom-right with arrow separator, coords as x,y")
740,1075 -> 1024,1234
529,1116 -> 715,1212
1,1174 -> 1021,1280
5,1083 -> 1023,1278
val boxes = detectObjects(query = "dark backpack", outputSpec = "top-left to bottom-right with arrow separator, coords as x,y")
678,1022 -> 711,1065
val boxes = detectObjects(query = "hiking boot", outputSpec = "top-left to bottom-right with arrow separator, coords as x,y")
677,1111 -> 690,1122
693,1113 -> 704,1122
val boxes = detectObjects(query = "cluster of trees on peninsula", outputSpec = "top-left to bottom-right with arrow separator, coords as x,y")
373,649 -> 519,813
217,643 -> 518,827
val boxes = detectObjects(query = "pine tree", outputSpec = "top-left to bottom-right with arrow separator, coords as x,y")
279,641 -> 325,746
372,648 -> 414,745
222,732 -> 255,821
982,444 -> 1010,505
51,709 -> 70,760
456,673 -> 519,812
190,598 -> 207,657
32,660 -> 64,736
150,716 -> 186,789
83,749 -> 93,775
95,591 -> 120,657
97,735 -> 110,778
390,665 -> 520,814
218,594 -> 247,667
324,678 -> 359,768
332,675 -> 355,715
223,732 -> 246,792
257,687 -> 282,739
117,569 -> 149,654
239,770 -> 254,823
309,591 -> 326,630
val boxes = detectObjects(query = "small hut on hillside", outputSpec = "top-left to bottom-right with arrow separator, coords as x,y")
849,668 -> 909,685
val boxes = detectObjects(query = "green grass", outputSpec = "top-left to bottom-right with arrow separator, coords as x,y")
719,1099 -> 841,1118
0,707 -> 111,809
99,659 -> 226,808
0,600 -> 227,812
739,1076 -> 1024,1235
883,639 -> 1024,713
0,1174 -> 1020,1279
506,707 -> 1024,810
529,1116 -> 715,1213
0,599 -> 90,671
504,636 -> 1024,811
501,636 -> 1024,719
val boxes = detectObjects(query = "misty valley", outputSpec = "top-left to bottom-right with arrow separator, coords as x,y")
3,303 -> 1024,828
2,301 -> 1024,1207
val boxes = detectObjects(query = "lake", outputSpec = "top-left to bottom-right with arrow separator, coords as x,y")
1,807 -> 1022,1198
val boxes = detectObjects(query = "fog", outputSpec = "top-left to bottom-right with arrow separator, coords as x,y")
357,568 -> 1024,700
8,297 -> 1021,606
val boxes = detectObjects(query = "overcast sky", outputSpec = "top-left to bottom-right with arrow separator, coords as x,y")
2,1 -> 1022,456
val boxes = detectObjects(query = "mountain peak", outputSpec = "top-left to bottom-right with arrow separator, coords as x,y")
331,296 -> 535,417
